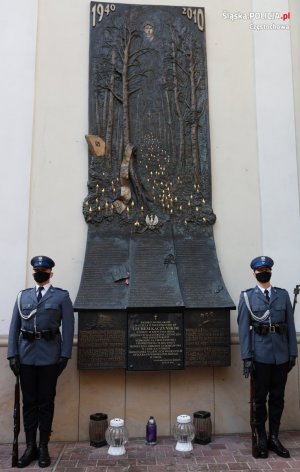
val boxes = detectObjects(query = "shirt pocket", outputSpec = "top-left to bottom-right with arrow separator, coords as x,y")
45,303 -> 60,311
252,304 -> 269,316
272,304 -> 286,322
21,303 -> 35,317
44,303 -> 61,322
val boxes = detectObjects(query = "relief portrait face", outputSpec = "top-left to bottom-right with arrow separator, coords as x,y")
144,23 -> 154,41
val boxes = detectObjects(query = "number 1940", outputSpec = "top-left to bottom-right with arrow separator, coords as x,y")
91,3 -> 116,26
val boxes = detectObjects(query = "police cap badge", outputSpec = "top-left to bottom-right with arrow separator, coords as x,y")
31,255 -> 55,269
250,256 -> 274,270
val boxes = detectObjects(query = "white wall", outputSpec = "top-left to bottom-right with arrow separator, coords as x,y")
252,0 -> 300,316
27,0 -> 89,314
290,0 -> 300,239
209,0 -> 261,320
0,0 -> 38,333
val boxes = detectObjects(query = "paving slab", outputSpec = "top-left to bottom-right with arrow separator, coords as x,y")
0,432 -> 299,471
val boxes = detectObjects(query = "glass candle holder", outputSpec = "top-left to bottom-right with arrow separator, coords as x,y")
193,411 -> 212,445
173,414 -> 195,452
89,413 -> 108,447
105,418 -> 129,456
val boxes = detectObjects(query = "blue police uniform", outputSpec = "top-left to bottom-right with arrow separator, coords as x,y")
238,256 -> 298,459
7,256 -> 74,468
238,286 -> 297,364
8,286 -> 74,364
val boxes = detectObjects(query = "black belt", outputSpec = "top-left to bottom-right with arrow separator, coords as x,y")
21,329 -> 59,341
252,323 -> 287,335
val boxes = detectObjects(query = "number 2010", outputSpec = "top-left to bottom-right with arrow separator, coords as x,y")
182,7 -> 205,31
91,3 -> 115,26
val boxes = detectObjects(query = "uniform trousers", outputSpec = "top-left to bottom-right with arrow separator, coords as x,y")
253,361 -> 288,431
19,364 -> 58,434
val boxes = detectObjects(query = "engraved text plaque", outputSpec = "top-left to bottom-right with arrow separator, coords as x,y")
127,312 -> 184,370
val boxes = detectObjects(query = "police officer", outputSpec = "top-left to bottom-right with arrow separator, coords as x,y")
238,256 -> 297,458
7,256 -> 74,468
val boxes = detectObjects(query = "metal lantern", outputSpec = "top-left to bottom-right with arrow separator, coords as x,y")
89,413 -> 108,447
193,411 -> 212,445
105,418 -> 129,456
173,414 -> 195,452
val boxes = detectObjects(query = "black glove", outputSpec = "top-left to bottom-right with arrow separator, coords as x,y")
288,356 -> 296,372
9,356 -> 20,376
243,358 -> 254,378
57,357 -> 68,376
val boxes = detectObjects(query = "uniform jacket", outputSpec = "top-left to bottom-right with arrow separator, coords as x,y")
7,286 -> 74,366
238,286 -> 298,364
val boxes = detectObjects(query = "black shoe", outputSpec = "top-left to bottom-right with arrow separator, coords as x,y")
38,444 -> 51,468
268,436 -> 290,458
38,443 -> 51,468
257,433 -> 268,459
17,444 -> 38,468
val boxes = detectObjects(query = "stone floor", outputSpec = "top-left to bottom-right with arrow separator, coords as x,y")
1,432 -> 300,471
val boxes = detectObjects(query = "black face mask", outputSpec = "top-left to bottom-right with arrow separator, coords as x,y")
256,271 -> 271,283
33,271 -> 50,284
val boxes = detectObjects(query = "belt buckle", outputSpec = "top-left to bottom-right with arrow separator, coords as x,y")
270,325 -> 275,333
34,331 -> 42,339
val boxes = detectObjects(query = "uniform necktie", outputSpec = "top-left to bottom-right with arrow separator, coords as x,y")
264,289 -> 270,302
37,286 -> 44,302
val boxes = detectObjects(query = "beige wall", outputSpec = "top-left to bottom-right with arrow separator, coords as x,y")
1,339 -> 299,443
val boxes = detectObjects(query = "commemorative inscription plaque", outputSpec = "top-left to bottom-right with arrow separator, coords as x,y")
127,312 -> 184,370
78,311 -> 126,369
185,310 -> 231,366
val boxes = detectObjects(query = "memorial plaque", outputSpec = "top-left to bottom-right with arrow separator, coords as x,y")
78,311 -> 126,369
75,4 -> 236,372
127,312 -> 184,371
185,309 -> 230,367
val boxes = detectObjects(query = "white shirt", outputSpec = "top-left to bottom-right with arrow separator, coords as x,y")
35,283 -> 51,297
257,285 -> 271,297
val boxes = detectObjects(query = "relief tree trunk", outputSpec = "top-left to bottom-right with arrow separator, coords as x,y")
105,48 -> 116,169
189,52 -> 201,185
121,27 -> 148,207
95,92 -> 100,135
122,31 -> 131,148
171,35 -> 185,169
102,92 -> 108,134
